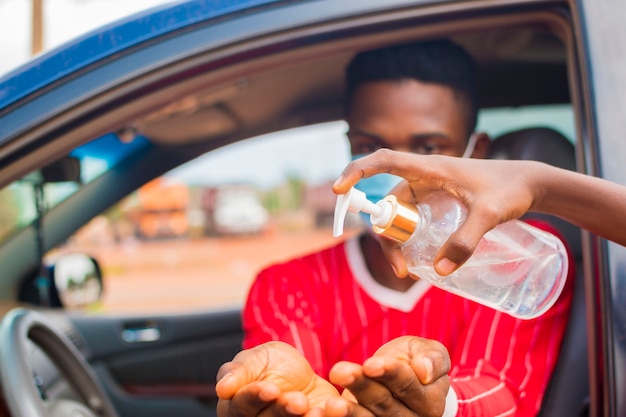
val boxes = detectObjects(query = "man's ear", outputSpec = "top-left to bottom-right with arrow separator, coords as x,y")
471,132 -> 491,159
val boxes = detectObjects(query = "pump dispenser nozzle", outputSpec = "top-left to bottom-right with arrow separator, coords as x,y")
333,186 -> 414,240
333,188 -> 382,237
333,187 -> 420,242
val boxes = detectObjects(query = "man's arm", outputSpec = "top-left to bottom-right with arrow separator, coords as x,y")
333,149 -> 626,276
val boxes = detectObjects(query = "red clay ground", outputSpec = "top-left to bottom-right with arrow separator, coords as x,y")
77,227 -> 358,314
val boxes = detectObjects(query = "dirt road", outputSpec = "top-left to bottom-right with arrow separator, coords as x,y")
81,227 -> 356,314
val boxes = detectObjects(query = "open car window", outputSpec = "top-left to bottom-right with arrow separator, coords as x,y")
40,102 -> 576,316
478,103 -> 575,144
49,122 -> 355,313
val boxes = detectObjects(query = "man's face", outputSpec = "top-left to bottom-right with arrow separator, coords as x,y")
346,80 -> 475,157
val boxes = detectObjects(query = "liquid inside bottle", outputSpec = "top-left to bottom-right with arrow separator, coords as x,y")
333,187 -> 569,320
401,195 -> 568,319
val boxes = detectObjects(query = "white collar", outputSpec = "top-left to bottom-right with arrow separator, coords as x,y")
344,236 -> 432,312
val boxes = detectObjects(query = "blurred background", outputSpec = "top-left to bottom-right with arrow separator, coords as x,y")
0,0 -> 351,191
0,0 -> 175,76
0,1 -> 574,315
0,0 -> 355,314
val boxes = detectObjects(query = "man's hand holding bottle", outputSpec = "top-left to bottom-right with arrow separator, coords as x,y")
332,148 -> 626,276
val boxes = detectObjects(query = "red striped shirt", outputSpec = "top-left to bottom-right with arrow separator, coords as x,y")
243,223 -> 574,417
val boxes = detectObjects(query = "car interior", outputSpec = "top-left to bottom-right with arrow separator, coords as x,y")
0,3 -> 592,417
488,127 -> 587,417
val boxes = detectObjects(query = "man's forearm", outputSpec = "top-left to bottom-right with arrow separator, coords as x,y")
533,163 -> 626,246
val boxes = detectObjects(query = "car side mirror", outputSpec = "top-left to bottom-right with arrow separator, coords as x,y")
50,253 -> 103,309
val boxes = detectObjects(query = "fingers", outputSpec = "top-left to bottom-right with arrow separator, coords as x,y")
329,361 -> 412,417
216,380 -> 282,417
410,353 -> 448,387
215,347 -> 277,399
372,337 -> 450,385
329,355 -> 450,417
338,337 -> 450,417
362,355 -> 449,417
333,150 -> 428,195
433,206 -> 502,275
333,150 -> 395,194
272,391 -> 313,416
216,363 -> 251,399
320,396 -> 375,417
217,382 -> 312,417
432,226 -> 480,276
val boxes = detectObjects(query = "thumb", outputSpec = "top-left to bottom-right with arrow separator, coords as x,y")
215,370 -> 239,399
434,211 -> 495,275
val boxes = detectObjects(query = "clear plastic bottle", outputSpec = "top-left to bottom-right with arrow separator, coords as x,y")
333,188 -> 569,319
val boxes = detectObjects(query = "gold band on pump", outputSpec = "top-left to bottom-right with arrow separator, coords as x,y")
372,195 -> 420,242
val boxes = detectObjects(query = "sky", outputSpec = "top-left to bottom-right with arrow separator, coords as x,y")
0,0 -> 351,189
0,0 -> 179,77
166,121 -> 351,189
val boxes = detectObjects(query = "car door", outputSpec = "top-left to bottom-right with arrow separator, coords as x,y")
572,1 -> 626,416
68,310 -> 243,417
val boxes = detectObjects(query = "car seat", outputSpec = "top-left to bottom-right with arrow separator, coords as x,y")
488,127 -> 589,417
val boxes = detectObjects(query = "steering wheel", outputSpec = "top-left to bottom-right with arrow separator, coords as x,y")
0,308 -> 119,417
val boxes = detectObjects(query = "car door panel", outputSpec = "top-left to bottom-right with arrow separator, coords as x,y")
69,309 -> 242,417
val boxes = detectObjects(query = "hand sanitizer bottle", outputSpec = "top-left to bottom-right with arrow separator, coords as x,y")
333,188 -> 569,319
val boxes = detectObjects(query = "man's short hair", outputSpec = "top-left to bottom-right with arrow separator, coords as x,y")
345,39 -> 478,135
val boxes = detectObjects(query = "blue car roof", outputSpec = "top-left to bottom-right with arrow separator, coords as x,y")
0,0 -> 282,111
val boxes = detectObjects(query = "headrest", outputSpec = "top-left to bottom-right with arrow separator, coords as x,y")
488,127 -> 576,171
488,127 -> 581,258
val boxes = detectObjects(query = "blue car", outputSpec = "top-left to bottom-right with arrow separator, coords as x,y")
0,1 -> 623,416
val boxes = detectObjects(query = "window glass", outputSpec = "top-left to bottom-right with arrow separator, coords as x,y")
0,133 -> 149,245
56,121 -> 359,314
478,103 -> 575,143
52,103 -> 576,315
